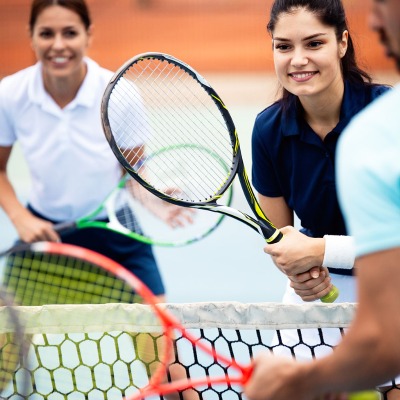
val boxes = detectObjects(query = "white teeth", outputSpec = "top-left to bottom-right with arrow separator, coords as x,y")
291,72 -> 315,79
53,57 -> 68,63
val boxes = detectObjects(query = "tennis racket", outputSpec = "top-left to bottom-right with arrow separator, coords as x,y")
0,242 -> 378,400
53,145 -> 233,247
0,241 -> 252,399
100,52 -> 339,303
0,287 -> 29,399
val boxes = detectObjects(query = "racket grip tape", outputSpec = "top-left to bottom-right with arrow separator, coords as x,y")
320,285 -> 339,303
260,226 -> 283,244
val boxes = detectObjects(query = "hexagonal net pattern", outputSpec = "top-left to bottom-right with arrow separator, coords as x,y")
0,302 -> 397,399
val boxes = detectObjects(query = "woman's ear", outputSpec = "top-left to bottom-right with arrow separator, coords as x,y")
87,24 -> 94,47
339,30 -> 349,58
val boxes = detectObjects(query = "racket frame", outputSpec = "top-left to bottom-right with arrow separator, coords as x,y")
101,52 -> 282,244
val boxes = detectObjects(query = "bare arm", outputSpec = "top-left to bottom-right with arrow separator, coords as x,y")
0,146 -> 29,223
244,247 -> 400,400
311,247 -> 400,392
0,146 -> 59,242
258,194 -> 293,229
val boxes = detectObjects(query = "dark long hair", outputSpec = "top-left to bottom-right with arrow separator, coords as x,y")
29,0 -> 92,32
267,0 -> 372,106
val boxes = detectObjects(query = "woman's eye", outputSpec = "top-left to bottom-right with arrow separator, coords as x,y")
64,30 -> 78,38
39,31 -> 53,38
308,41 -> 323,48
275,43 -> 291,51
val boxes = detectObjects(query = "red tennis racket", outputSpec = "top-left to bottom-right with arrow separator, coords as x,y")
0,241 -> 252,399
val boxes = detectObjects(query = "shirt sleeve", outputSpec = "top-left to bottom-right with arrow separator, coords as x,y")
337,89 -> 400,257
0,79 -> 17,146
251,118 -> 282,197
107,77 -> 152,150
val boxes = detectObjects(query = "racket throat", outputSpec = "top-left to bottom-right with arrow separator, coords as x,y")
194,204 -> 262,235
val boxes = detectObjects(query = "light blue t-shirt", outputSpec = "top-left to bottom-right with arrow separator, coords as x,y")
337,83 -> 400,257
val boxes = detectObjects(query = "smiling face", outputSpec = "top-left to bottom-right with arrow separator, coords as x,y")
272,7 -> 348,100
30,5 -> 92,83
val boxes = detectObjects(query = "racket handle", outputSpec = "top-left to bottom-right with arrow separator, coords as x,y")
349,390 -> 380,400
53,221 -> 77,235
260,226 -> 283,244
320,285 -> 339,303
261,225 -> 339,302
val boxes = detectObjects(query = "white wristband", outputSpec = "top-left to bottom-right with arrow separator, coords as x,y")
322,235 -> 355,270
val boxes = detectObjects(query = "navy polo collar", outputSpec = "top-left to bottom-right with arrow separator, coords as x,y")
281,80 -> 369,137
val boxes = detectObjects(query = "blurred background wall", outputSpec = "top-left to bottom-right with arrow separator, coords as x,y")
0,0 -> 395,78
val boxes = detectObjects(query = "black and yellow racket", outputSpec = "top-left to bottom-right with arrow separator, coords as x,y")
53,144 -> 233,247
101,52 -> 339,303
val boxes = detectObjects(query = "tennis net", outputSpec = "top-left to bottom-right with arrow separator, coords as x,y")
0,301 -> 395,399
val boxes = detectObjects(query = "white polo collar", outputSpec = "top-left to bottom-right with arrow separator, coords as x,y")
28,57 -> 100,112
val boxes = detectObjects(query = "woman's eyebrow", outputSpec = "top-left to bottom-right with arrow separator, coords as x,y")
273,32 -> 328,41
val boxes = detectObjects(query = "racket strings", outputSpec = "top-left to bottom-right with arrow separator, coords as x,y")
109,183 -> 145,235
107,57 -> 235,201
140,146 -> 229,202
0,245 -> 177,398
107,174 -> 233,246
130,60 -> 233,161
110,75 -> 228,199
113,67 -> 231,162
110,72 -> 233,200
144,64 -> 228,147
3,251 -> 142,306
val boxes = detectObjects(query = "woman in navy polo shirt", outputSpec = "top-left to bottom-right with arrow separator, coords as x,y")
252,0 -> 390,358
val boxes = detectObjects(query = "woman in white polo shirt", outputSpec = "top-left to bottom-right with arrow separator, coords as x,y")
0,0 -> 169,301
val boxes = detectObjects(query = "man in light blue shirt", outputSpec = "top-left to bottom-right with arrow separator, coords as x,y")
243,1 -> 400,399
337,85 -> 400,258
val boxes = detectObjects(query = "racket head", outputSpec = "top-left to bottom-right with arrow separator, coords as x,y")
0,242 -> 251,399
0,241 -> 175,397
101,52 -> 241,208
0,286 -> 29,399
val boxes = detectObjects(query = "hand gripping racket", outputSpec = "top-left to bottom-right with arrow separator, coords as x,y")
101,52 -> 339,303
0,243 -> 378,400
53,145 -> 233,247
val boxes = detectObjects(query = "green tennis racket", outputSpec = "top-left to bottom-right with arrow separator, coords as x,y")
53,145 -> 233,247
